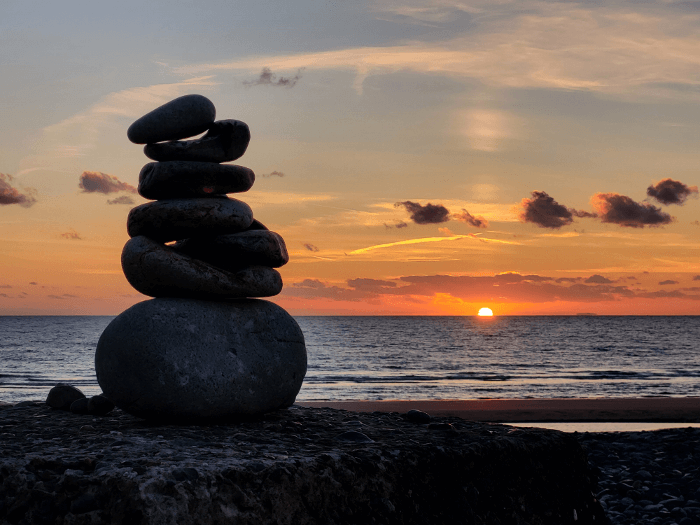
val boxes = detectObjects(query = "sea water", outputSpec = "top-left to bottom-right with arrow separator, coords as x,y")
1,315 -> 698,403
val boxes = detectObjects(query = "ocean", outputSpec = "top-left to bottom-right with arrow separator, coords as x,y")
1,315 -> 698,404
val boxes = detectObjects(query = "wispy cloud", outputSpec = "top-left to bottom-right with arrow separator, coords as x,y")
349,233 -> 518,254
19,77 -> 218,181
172,3 -> 700,98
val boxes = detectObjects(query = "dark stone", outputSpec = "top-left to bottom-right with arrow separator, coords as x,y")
127,197 -> 253,243
122,236 -> 283,298
46,384 -> 85,411
427,422 -> 456,431
144,120 -> 250,163
95,298 -> 307,420
69,398 -> 89,415
88,395 -> 115,416
247,219 -> 268,230
127,94 -> 216,144
138,161 -> 255,200
404,409 -> 431,424
70,493 -> 99,514
173,230 -> 289,271
334,431 -> 374,443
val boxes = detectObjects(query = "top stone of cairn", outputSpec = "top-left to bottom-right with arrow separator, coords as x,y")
127,94 -> 216,144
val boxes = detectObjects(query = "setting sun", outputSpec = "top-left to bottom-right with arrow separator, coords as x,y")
478,307 -> 494,317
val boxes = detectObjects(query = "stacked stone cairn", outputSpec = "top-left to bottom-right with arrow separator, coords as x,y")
94,95 -> 307,420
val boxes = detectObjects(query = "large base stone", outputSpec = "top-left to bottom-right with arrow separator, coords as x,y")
95,298 -> 306,420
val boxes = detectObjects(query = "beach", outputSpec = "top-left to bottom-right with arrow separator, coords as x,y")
299,397 -> 700,423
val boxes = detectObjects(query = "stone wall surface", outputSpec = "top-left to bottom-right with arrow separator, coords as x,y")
0,402 -> 607,525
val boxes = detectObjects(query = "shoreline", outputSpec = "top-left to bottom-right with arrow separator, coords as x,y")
5,397 -> 700,423
297,397 -> 700,422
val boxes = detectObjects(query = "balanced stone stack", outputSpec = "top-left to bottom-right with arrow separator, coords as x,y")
94,95 -> 307,420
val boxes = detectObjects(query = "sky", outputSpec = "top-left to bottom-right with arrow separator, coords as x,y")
2,0 -> 700,315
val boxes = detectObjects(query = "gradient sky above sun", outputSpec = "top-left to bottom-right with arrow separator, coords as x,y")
2,0 -> 700,315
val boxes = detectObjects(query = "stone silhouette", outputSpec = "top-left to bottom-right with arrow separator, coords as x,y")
95,94 -> 307,420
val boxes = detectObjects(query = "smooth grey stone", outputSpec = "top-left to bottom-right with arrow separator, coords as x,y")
88,395 -> 115,416
127,94 -> 216,144
122,236 -> 283,298
404,409 -> 431,424
70,397 -> 89,414
127,197 -> 253,243
46,384 -> 85,410
94,298 -> 307,419
144,120 -> 250,163
173,230 -> 289,272
247,219 -> 268,231
138,161 -> 255,200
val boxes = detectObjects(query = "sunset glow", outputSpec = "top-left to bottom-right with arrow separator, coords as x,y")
2,2 -> 700,315
478,308 -> 494,317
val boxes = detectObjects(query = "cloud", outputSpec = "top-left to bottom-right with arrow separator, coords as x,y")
79,171 -> 136,195
590,193 -> 673,228
287,279 -> 370,302
384,221 -> 408,229
517,191 -> 593,229
395,201 -> 450,224
585,274 -> 614,284
659,280 -> 679,285
693,275 -> 700,281
453,208 -> 488,228
0,173 -> 37,208
647,178 -> 699,206
61,229 -> 82,240
303,243 -> 320,252
556,277 -> 583,283
19,76 -> 218,184
262,171 -> 285,177
286,271 -> 642,304
174,2 -> 700,99
0,284 -> 10,288
243,67 -> 303,88
47,294 -> 78,299
347,278 -> 398,291
107,195 -> 135,205
29,282 -> 37,285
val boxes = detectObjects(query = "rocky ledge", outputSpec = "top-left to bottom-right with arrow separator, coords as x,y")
0,402 -> 605,525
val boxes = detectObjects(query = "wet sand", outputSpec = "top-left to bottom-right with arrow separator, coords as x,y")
298,398 -> 700,422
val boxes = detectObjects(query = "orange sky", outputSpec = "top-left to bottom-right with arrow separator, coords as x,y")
2,0 -> 700,315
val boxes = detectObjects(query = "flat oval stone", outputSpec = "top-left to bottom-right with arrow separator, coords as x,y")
122,236 -> 283,298
138,161 -> 255,199
127,94 -> 216,144
173,230 -> 289,271
127,197 -> 253,243
95,297 -> 307,420
144,120 -> 250,163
